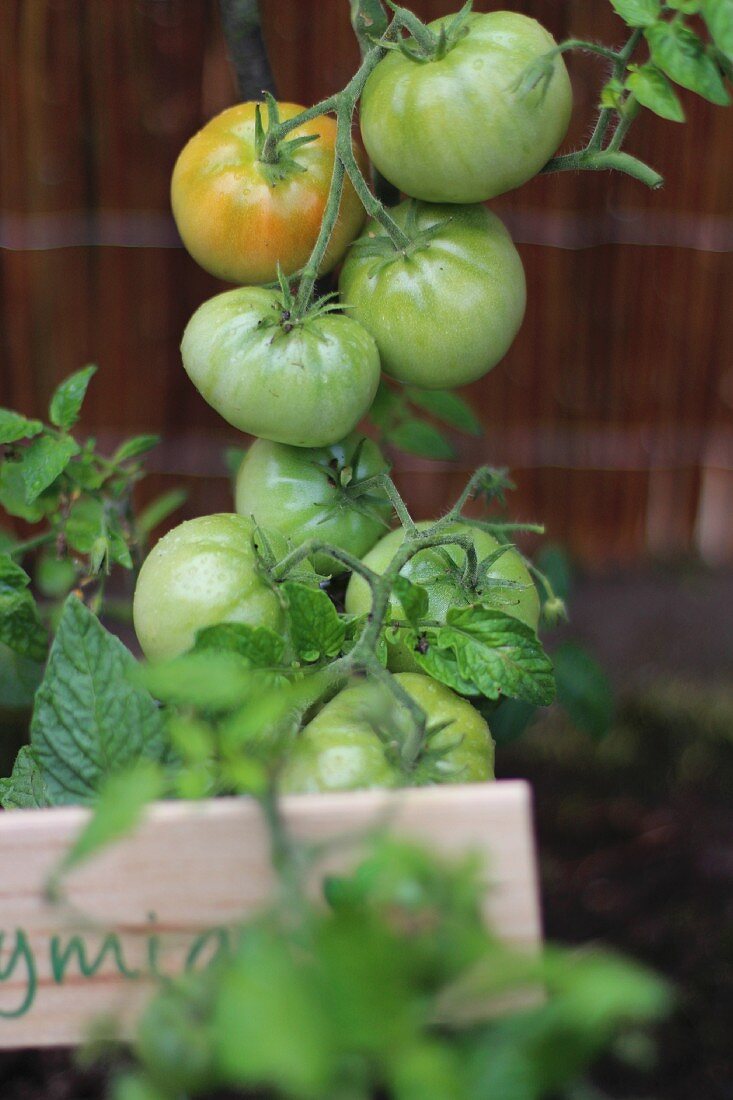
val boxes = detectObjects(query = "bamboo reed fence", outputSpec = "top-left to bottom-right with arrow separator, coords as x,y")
1,0 -> 731,565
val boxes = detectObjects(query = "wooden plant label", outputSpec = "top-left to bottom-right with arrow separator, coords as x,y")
0,780 -> 540,1049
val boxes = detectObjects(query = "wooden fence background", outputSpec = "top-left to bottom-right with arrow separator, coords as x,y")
1,0 -> 731,566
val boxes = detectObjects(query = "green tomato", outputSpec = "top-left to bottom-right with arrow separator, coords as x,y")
345,521 -> 540,673
181,287 -> 381,447
339,201 -> 526,388
133,514 -> 285,662
360,10 -> 572,203
235,433 -> 392,576
279,673 -> 494,794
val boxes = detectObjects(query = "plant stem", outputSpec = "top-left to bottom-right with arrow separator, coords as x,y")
9,531 -> 55,558
353,473 -> 418,535
543,148 -> 663,189
292,156 -> 346,316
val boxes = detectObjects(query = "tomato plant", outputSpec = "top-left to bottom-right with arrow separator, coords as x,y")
279,672 -> 494,794
359,9 -> 573,203
235,433 -> 391,575
132,514 -> 286,662
339,200 -> 526,388
181,285 -> 380,447
172,99 -> 366,285
345,520 -> 540,673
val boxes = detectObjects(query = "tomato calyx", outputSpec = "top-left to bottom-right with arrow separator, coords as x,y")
262,272 -> 345,337
309,439 -> 392,532
348,201 -> 452,272
384,1 -> 473,63
254,93 -> 319,186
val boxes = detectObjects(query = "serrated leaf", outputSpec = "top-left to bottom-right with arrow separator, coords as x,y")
49,364 -> 96,431
112,434 -> 160,464
627,63 -> 686,120
702,0 -> 733,62
0,409 -> 43,445
283,581 -> 345,663
0,555 -> 48,660
610,0 -> 661,25
31,595 -> 166,805
392,575 -> 429,626
0,461 -> 52,521
0,747 -> 50,809
554,643 -> 614,740
412,606 -> 555,707
21,434 -> 79,502
406,389 -> 482,435
56,760 -> 164,878
646,20 -> 730,103
387,420 -> 455,461
194,622 -> 285,668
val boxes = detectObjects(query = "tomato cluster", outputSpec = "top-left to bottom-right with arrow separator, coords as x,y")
133,8 -> 572,794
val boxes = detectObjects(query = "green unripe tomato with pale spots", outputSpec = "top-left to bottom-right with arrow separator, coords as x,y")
359,10 -> 572,203
133,514 -> 285,662
345,521 -> 540,673
279,673 -> 494,794
234,433 -> 392,577
181,287 -> 381,447
339,201 -> 526,389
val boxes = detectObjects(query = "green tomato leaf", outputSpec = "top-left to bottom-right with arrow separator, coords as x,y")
600,76 -> 625,109
412,606 -> 556,706
405,389 -> 482,436
702,0 -> 733,62
627,62 -> 686,119
31,595 -> 166,805
49,364 -> 97,431
392,575 -> 429,627
486,697 -> 538,747
609,0 -> 661,26
136,488 -> 187,537
112,434 -> 160,464
0,746 -> 51,809
553,642 -> 614,740
668,0 -> 701,12
368,379 -> 403,430
194,622 -> 285,668
139,651 -> 264,711
0,555 -> 48,661
349,0 -> 388,47
21,434 -> 80,502
55,760 -> 164,879
645,20 -> 730,104
386,420 -> 456,461
283,581 -> 345,663
0,461 -> 52,521
0,409 -> 43,445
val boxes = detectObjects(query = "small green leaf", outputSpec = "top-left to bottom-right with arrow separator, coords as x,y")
553,643 -> 614,740
702,0 -> 733,62
112,434 -> 160,464
627,63 -> 686,120
350,0 -> 388,47
0,409 -> 43,444
0,747 -> 50,809
56,761 -> 164,878
194,622 -> 285,668
0,461 -> 51,521
49,364 -> 97,430
412,606 -> 556,707
387,420 -> 455,460
487,698 -> 538,747
609,0 -> 661,26
668,0 -> 701,12
406,389 -> 482,435
31,595 -> 166,804
136,489 -> 187,537
140,651 -> 261,711
21,434 -> 79,502
0,554 -> 48,660
393,575 -> 429,626
600,76 -> 626,109
368,379 -> 403,429
283,581 -> 345,662
646,20 -> 730,104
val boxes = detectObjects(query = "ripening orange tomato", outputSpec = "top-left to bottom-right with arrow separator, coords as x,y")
171,101 -> 367,285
